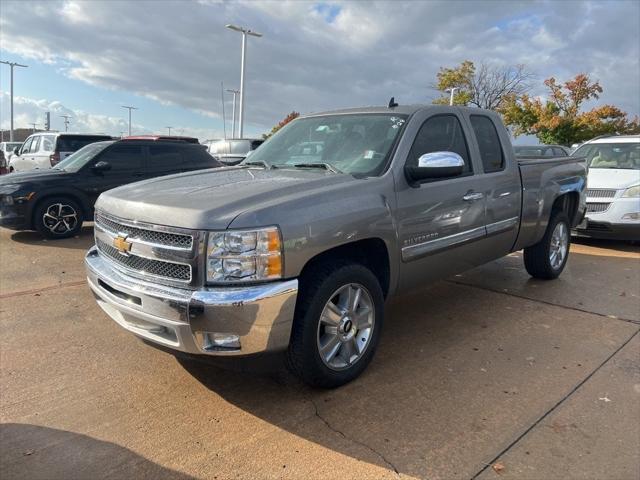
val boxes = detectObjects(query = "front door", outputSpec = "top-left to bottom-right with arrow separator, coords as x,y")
395,112 -> 487,292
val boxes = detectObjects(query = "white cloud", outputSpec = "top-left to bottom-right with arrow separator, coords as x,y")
0,91 -> 222,141
0,0 -> 638,132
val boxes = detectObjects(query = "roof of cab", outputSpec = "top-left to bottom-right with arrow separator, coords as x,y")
301,104 -> 496,119
588,135 -> 640,144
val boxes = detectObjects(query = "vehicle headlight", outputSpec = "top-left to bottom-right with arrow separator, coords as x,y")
206,226 -> 283,283
622,185 -> 640,198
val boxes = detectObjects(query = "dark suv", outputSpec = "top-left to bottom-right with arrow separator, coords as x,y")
0,136 -> 220,238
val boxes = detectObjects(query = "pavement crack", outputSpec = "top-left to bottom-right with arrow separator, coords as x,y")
309,397 -> 400,476
446,279 -> 640,326
469,328 -> 639,480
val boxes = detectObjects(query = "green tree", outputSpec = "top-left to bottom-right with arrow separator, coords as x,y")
433,60 -> 533,109
501,74 -> 640,145
263,111 -> 300,140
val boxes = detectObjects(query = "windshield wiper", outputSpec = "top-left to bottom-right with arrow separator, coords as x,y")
292,162 -> 342,174
243,160 -> 275,169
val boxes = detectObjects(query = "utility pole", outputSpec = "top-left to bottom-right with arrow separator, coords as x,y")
225,24 -> 262,139
121,105 -> 138,136
60,115 -> 72,132
0,60 -> 28,141
220,81 -> 227,139
226,89 -> 240,138
166,126 -> 172,135
29,123 -> 38,132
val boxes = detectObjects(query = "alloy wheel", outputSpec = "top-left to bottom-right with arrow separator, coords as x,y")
42,203 -> 78,235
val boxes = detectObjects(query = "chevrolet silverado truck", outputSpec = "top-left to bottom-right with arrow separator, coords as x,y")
85,105 -> 587,388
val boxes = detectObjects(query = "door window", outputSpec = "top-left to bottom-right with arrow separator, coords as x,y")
97,145 -> 144,171
30,136 -> 41,153
470,115 -> 504,173
407,115 -> 472,176
148,145 -> 184,171
40,136 -> 55,152
20,138 -> 33,155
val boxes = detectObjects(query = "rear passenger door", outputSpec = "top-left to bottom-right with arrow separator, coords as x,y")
464,113 -> 522,258
146,144 -> 185,178
81,144 -> 146,206
395,112 -> 487,291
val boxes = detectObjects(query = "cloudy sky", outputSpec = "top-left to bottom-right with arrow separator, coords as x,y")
1,0 -> 638,141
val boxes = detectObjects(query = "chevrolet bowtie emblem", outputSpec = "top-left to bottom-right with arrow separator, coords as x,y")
113,235 -> 132,255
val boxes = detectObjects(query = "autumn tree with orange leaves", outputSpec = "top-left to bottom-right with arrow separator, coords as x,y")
263,111 -> 300,139
500,74 -> 640,145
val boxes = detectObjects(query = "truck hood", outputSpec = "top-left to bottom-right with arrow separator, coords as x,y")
588,168 -> 640,190
96,166 -> 359,230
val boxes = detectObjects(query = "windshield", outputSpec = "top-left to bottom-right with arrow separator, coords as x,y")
572,142 -> 640,170
5,142 -> 21,151
55,141 -> 114,172
244,113 -> 408,176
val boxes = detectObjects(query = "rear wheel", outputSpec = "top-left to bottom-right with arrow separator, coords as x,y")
524,211 -> 571,279
34,197 -> 83,239
287,262 -> 384,388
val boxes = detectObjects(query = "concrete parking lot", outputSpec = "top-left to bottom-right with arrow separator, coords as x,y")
1,226 -> 638,480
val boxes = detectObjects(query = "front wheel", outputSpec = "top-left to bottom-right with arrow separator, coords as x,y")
34,197 -> 83,239
287,262 -> 384,388
524,211 -> 571,279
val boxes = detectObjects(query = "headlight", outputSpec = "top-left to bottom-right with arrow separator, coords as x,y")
622,185 -> 640,198
206,226 -> 283,283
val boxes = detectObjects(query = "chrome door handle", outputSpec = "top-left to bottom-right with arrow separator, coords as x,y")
463,192 -> 484,201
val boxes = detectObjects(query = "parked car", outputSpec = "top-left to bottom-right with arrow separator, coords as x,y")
0,150 -> 6,175
0,136 -> 220,238
514,145 -> 571,157
207,138 -> 264,165
0,141 -> 22,162
8,132 -> 113,172
84,104 -> 587,388
572,135 -> 640,240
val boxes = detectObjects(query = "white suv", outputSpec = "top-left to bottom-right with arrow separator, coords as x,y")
572,135 -> 640,240
9,132 -> 112,172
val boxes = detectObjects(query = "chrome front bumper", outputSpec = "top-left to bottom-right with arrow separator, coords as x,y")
85,246 -> 298,356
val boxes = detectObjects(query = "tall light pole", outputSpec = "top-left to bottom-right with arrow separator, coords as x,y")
166,126 -> 173,135
0,60 -> 28,141
60,115 -> 72,132
29,123 -> 38,132
225,24 -> 262,139
121,105 -> 138,136
226,88 -> 239,138
445,87 -> 458,106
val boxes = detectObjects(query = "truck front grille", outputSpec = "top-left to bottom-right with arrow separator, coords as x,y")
586,189 -> 616,199
95,212 -> 193,249
586,203 -> 611,213
96,238 -> 192,282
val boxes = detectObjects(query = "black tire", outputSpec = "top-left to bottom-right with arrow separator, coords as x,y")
34,196 -> 83,239
286,261 -> 384,388
524,211 -> 571,279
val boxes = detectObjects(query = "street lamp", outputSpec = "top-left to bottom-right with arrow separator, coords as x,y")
0,60 -> 28,141
121,105 -> 138,136
445,87 -> 458,106
226,88 -> 239,138
225,24 -> 262,139
60,115 -> 72,132
166,126 -> 172,135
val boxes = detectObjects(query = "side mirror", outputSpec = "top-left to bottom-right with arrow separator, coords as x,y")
13,147 -> 20,155
405,151 -> 465,184
92,161 -> 111,173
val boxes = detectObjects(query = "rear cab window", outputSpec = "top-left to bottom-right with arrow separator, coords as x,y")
469,115 -> 504,173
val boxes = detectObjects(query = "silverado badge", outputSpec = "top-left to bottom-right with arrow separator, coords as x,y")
113,235 -> 132,255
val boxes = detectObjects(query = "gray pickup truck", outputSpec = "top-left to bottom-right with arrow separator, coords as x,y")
85,105 -> 587,387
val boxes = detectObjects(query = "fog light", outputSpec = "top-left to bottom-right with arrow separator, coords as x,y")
198,332 -> 241,351
622,212 -> 640,221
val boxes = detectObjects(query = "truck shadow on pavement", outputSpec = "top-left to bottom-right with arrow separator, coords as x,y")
173,277 -> 632,479
9,225 -> 95,250
0,423 -> 197,480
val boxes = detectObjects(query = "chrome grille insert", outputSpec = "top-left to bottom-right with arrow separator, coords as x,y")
96,238 -> 192,282
586,189 -> 616,199
95,212 -> 193,249
586,203 -> 611,213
